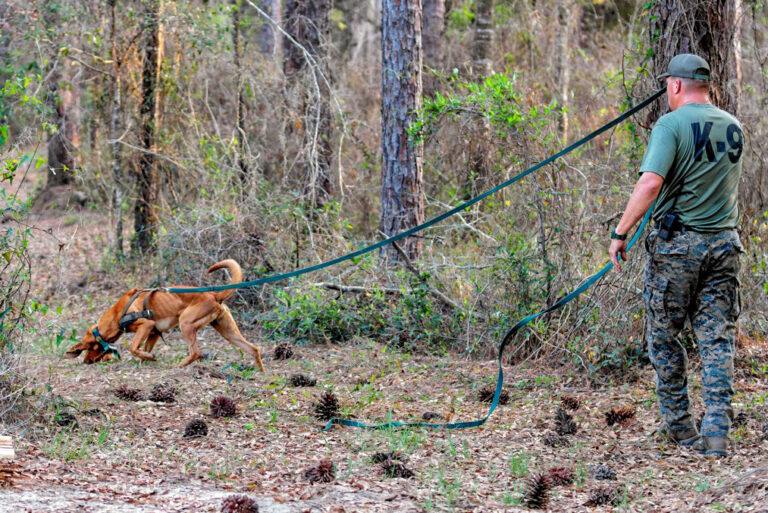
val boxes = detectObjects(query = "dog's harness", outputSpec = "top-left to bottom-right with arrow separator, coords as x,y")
92,289 -> 165,359
117,289 -> 156,332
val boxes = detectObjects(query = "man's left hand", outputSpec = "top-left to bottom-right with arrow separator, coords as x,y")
609,238 -> 628,272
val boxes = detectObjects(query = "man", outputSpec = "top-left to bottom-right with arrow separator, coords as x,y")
608,54 -> 744,458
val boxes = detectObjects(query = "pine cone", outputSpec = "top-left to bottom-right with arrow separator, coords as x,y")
273,342 -> 294,361
381,459 -> 415,479
183,418 -> 208,438
555,407 -> 577,435
605,406 -> 636,426
304,459 -> 335,483
149,383 -> 177,403
371,451 -> 407,464
547,466 -> 574,486
210,396 -> 237,418
584,487 -> 621,507
221,494 -> 259,513
543,432 -> 571,448
477,386 -> 510,405
313,391 -> 340,421
560,395 -> 581,410
589,464 -> 616,481
289,374 -> 317,387
54,411 -> 78,428
522,472 -> 552,509
732,412 -> 748,428
114,384 -> 143,402
422,411 -> 443,422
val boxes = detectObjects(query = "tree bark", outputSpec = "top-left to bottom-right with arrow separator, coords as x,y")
553,0 -> 577,141
43,1 -> 76,188
133,0 -> 161,254
422,0 -> 445,95
109,0 -> 124,259
647,0 -> 743,123
257,0 -> 279,55
380,0 -> 424,261
471,0 -> 493,79
232,0 -> 249,186
283,0 -> 332,208
465,0 -> 494,201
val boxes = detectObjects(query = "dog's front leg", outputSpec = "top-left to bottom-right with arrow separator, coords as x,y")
129,321 -> 158,362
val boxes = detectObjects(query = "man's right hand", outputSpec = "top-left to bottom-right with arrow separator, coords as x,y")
609,238 -> 628,272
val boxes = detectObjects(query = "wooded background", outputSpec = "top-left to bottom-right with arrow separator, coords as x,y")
1,0 -> 767,372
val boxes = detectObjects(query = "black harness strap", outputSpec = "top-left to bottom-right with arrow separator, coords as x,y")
118,289 -> 156,332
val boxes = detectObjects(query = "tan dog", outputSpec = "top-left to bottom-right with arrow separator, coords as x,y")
66,259 -> 265,370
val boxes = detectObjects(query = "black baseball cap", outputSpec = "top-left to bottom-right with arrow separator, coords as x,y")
656,54 -> 711,82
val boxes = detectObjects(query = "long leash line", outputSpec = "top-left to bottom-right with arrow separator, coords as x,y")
166,88 -> 664,431
168,88 -> 665,295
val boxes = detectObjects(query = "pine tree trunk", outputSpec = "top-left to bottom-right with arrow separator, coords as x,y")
465,0 -> 494,202
380,0 -> 424,261
109,0 -> 124,259
257,0 -> 279,55
471,0 -> 493,78
232,0 -> 249,186
134,0 -> 161,254
283,0 -> 332,208
553,0 -> 577,141
422,0 -> 445,95
43,1 -> 76,188
648,0 -> 743,123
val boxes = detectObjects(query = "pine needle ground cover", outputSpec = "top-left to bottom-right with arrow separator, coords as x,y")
5,335 -> 768,511
4,207 -> 767,512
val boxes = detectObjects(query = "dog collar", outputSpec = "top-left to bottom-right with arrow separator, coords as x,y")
92,327 -> 121,359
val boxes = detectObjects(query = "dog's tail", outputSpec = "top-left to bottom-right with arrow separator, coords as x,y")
206,259 -> 243,302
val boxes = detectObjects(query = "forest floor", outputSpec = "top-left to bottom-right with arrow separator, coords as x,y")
1,172 -> 768,512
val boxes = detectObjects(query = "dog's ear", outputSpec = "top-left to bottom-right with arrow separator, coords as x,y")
65,341 -> 89,359
66,325 -> 98,359
83,346 -> 106,364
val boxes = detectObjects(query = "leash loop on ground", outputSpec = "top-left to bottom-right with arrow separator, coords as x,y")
322,206 -> 653,431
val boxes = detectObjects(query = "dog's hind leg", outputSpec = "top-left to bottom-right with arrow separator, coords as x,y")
211,304 -> 265,372
178,302 -> 218,367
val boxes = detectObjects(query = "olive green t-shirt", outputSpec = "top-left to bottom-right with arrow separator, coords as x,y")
639,103 -> 743,231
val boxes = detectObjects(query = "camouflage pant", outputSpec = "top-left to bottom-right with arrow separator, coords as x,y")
644,227 -> 742,439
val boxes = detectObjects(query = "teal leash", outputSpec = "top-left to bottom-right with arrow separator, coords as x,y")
321,206 -> 653,431
162,89 -> 664,431
168,88 -> 665,295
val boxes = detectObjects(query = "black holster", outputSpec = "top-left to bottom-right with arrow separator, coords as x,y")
657,213 -> 682,241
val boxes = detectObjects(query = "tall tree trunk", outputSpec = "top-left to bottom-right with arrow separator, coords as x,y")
553,0 -> 575,141
232,0 -> 249,186
134,0 -> 161,254
283,0 -> 332,208
465,0 -> 494,202
380,0 -> 424,261
471,0 -> 493,79
648,0 -> 743,123
43,1 -> 76,187
109,0 -> 124,259
422,0 -> 445,95
257,0 -> 280,55
0,4 -> 12,127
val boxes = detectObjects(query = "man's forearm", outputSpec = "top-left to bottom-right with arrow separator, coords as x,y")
615,175 -> 663,235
